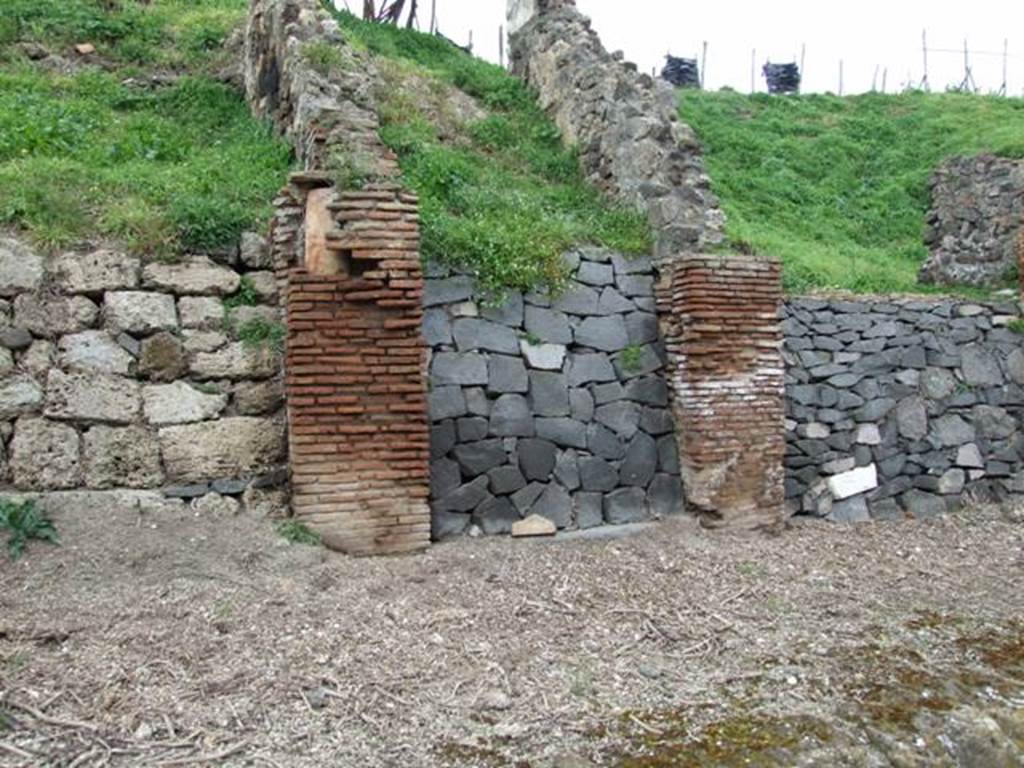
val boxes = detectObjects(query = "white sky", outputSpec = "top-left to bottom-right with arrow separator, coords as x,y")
347,0 -> 1024,96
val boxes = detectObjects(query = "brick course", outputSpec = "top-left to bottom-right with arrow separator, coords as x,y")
278,181 -> 430,555
660,254 -> 786,531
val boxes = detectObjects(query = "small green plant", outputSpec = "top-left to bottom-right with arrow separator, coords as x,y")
1,499 -> 58,560
1007,318 -> 1024,335
236,317 -> 286,351
302,40 -> 346,77
326,145 -> 374,190
522,331 -> 541,346
619,345 -> 644,373
223,275 -> 259,310
276,519 -> 321,546
194,381 -> 222,395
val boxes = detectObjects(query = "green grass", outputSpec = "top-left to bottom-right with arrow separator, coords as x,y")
275,519 -> 322,546
0,0 -> 291,256
328,8 -> 651,294
1,499 -> 58,560
678,89 -> 1024,294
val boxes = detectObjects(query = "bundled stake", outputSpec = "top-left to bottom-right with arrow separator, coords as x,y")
763,62 -> 801,94
661,55 -> 701,88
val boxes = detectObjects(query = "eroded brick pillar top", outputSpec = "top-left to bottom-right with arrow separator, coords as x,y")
662,254 -> 786,532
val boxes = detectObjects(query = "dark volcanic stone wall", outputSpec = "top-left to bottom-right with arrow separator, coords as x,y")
919,155 -> 1024,287
783,296 -> 1024,521
425,249 -> 683,538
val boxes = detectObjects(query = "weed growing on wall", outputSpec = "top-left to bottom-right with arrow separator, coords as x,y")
1,499 -> 58,560
328,8 -> 651,294
678,89 -> 1024,295
0,0 -> 292,256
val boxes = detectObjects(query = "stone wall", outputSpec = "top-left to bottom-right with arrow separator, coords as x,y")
0,235 -> 288,515
664,255 -> 786,531
507,0 -> 725,262
783,296 -> 1024,521
919,154 -> 1024,287
425,249 -> 683,538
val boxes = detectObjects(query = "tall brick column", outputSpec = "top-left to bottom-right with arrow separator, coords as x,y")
282,181 -> 430,555
661,254 -> 786,532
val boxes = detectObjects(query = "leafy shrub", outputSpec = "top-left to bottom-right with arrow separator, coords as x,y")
1,499 -> 58,560
276,519 -> 321,546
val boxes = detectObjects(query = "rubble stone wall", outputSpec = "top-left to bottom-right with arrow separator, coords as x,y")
919,154 -> 1024,287
425,249 -> 683,538
507,1 -> 725,262
783,295 -> 1024,521
0,234 -> 289,517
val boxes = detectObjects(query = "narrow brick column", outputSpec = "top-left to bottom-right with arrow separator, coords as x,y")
662,254 -> 786,532
283,182 -> 430,555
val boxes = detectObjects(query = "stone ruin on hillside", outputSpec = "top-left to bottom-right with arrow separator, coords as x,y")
919,154 -> 1024,287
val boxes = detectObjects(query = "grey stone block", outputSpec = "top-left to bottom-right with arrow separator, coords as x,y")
657,435 -> 680,474
587,423 -> 627,460
617,275 -> 654,298
554,449 -> 580,490
640,407 -> 673,436
536,417 -> 588,449
577,261 -> 614,286
511,481 -> 545,513
430,420 -> 456,459
575,315 -> 628,352
480,292 -> 524,327
488,464 -> 527,495
518,437 -> 557,480
428,386 -> 467,421
579,456 -> 618,492
855,398 -> 896,422
828,496 -> 870,523
604,487 -> 648,524
432,510 -> 470,539
552,285 -> 599,315
524,305 -> 573,344
528,371 -> 569,416
453,438 -> 507,477
437,476 -> 490,513
533,483 -> 572,528
457,417 -> 489,442
453,318 -> 519,354
592,381 -> 625,405
566,353 -> 616,386
929,414 -> 975,448
610,253 -> 653,275
422,308 -> 453,346
423,276 -> 473,307
620,432 -> 657,487
211,478 -> 248,496
961,344 -> 1002,387
624,312 -> 658,346
489,394 -> 535,437
613,344 -> 663,379
574,492 -> 604,529
164,483 -> 209,499
625,376 -> 668,406
648,474 -> 683,516
465,387 -> 490,417
430,459 -> 461,499
597,287 -> 635,314
431,352 -> 488,386
570,388 -> 595,421
472,496 -> 520,535
487,355 -> 529,394
901,489 -> 946,519
595,401 -> 641,438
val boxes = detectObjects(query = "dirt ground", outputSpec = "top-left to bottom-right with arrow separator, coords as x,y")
2,498 -> 1024,767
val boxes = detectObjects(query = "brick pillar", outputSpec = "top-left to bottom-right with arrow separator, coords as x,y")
283,182 -> 430,555
662,254 -> 786,532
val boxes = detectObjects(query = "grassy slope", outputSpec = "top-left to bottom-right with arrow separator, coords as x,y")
679,90 -> 1024,294
328,10 -> 650,294
0,0 -> 291,257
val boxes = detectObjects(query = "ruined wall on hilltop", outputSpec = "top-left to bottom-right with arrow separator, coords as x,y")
920,155 -> 1024,287
507,1 -> 725,262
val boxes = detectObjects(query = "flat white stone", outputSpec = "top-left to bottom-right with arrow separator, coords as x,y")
855,424 -> 881,445
511,513 -> 556,538
520,340 -> 566,370
827,463 -> 878,500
